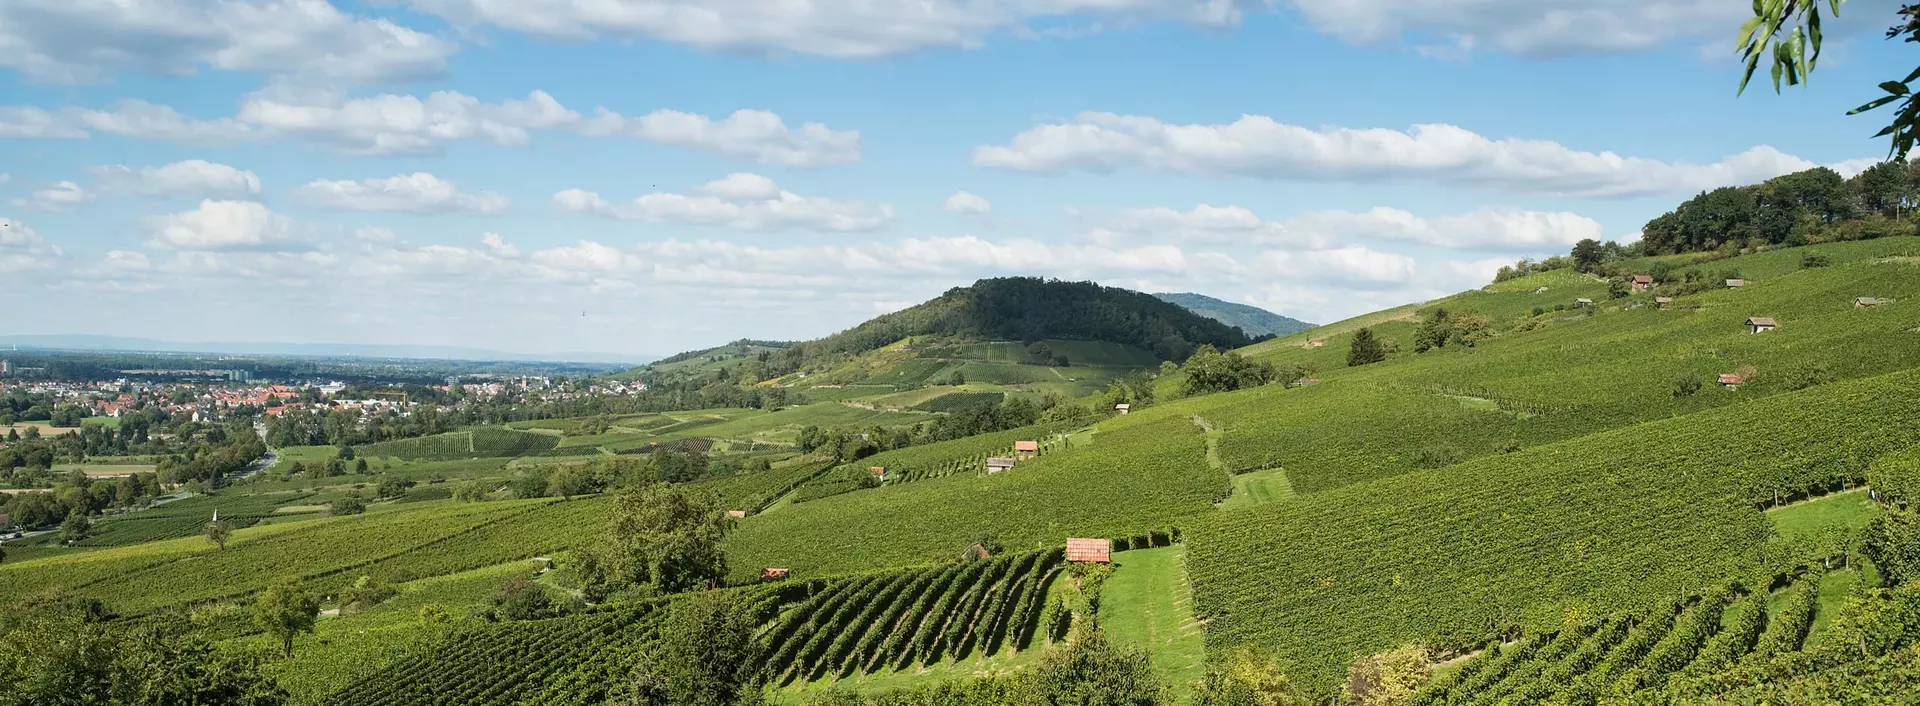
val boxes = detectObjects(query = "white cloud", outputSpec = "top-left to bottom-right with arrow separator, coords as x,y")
1249,247 -> 1419,289
5,90 -> 861,160
0,218 -> 64,272
481,232 -> 521,258
942,191 -> 992,215
294,172 -> 509,215
531,240 -> 632,272
16,182 -> 93,212
555,174 -> 895,232
404,0 -> 1257,58
91,160 -> 262,198
1090,203 -> 1602,252
0,0 -> 456,84
0,107 -> 88,138
975,112 -> 1871,198
147,200 -> 300,251
1280,0 -> 1782,57
585,109 -> 862,167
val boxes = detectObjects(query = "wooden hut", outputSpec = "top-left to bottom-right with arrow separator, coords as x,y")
1746,317 -> 1778,334
1065,538 -> 1112,564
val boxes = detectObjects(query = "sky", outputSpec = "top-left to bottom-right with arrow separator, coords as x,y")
0,0 -> 1909,359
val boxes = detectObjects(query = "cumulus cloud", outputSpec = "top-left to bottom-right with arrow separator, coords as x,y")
91,160 -> 262,198
0,218 -> 64,272
583,109 -> 861,167
1283,0 -> 1762,57
1,91 -> 862,161
555,174 -> 895,232
942,191 -> 992,215
0,0 -> 456,84
403,0 -> 1257,58
975,112 -> 1872,198
16,182 -> 93,212
146,200 -> 300,251
294,172 -> 509,214
1090,204 -> 1603,252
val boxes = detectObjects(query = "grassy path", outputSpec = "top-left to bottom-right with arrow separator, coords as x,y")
1199,415 -> 1294,509
1100,546 -> 1207,703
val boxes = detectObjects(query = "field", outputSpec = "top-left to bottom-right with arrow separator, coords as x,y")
1184,366 -> 1920,691
725,415 -> 1222,581
1099,546 -> 1206,702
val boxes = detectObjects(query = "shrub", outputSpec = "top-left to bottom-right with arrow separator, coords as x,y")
332,496 -> 366,516
1802,253 -> 1832,268
1672,376 -> 1702,397
1411,445 -> 1465,469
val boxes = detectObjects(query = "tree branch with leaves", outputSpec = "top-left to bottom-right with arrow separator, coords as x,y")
1741,0 -> 1920,159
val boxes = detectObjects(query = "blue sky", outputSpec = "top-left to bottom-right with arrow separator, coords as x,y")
0,0 -> 1908,358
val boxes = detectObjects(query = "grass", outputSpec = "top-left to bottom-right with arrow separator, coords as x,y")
1100,546 -> 1207,703
52,463 -> 157,477
1806,568 -> 1865,646
1767,487 -> 1880,545
1218,468 -> 1295,509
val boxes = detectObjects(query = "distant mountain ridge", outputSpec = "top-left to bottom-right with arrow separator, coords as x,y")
0,334 -> 649,365
1153,293 -> 1314,338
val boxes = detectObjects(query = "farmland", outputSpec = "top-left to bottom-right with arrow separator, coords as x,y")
1185,366 -> 1920,692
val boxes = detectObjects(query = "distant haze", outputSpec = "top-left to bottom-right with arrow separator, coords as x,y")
1152,293 -> 1315,338
0,334 -> 652,366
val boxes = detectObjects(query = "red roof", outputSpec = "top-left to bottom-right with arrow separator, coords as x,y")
1013,441 -> 1039,452
1065,538 -> 1111,563
1632,275 -> 1653,284
1719,374 -> 1745,385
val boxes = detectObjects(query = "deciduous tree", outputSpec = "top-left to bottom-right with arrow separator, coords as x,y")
252,577 -> 318,659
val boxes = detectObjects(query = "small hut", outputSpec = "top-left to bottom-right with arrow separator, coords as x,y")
986,457 -> 1016,474
869,466 -> 887,482
760,568 -> 790,582
727,510 -> 747,519
1013,440 -> 1039,460
1746,317 -> 1778,334
1631,275 -> 1653,292
1654,296 -> 1673,309
1718,374 -> 1745,387
1726,279 -> 1747,288
1575,298 -> 1594,307
1535,286 -> 1549,293
1856,297 -> 1883,307
1114,403 -> 1131,415
1065,538 -> 1112,564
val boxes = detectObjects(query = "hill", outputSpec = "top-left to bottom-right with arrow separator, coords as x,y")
8,237 -> 1920,706
1152,292 -> 1313,338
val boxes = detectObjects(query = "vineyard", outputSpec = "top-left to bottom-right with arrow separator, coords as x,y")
357,428 -> 559,461
325,603 -> 669,706
910,391 -> 1006,413
789,427 -> 1075,506
79,492 -> 321,547
725,416 -> 1220,581
1190,256 -> 1920,495
0,499 -> 551,611
697,458 -> 837,514
1186,367 -> 1920,691
1409,572 -> 1832,705
758,548 -> 1065,685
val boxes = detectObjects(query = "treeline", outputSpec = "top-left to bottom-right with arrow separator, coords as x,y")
1641,163 -> 1917,255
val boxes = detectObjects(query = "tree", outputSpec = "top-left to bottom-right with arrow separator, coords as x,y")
1740,1 -> 1920,159
1343,645 -> 1431,706
1195,648 -> 1304,706
205,518 -> 233,550
113,624 -> 288,705
354,458 -> 369,474
59,511 -> 91,544
1020,620 -> 1168,706
623,591 -> 763,706
1347,328 -> 1387,367
340,575 -> 396,613
252,577 -> 318,659
489,578 -> 562,621
580,483 -> 733,599
1181,346 -> 1277,396
1570,238 -> 1604,272
331,496 -> 365,516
